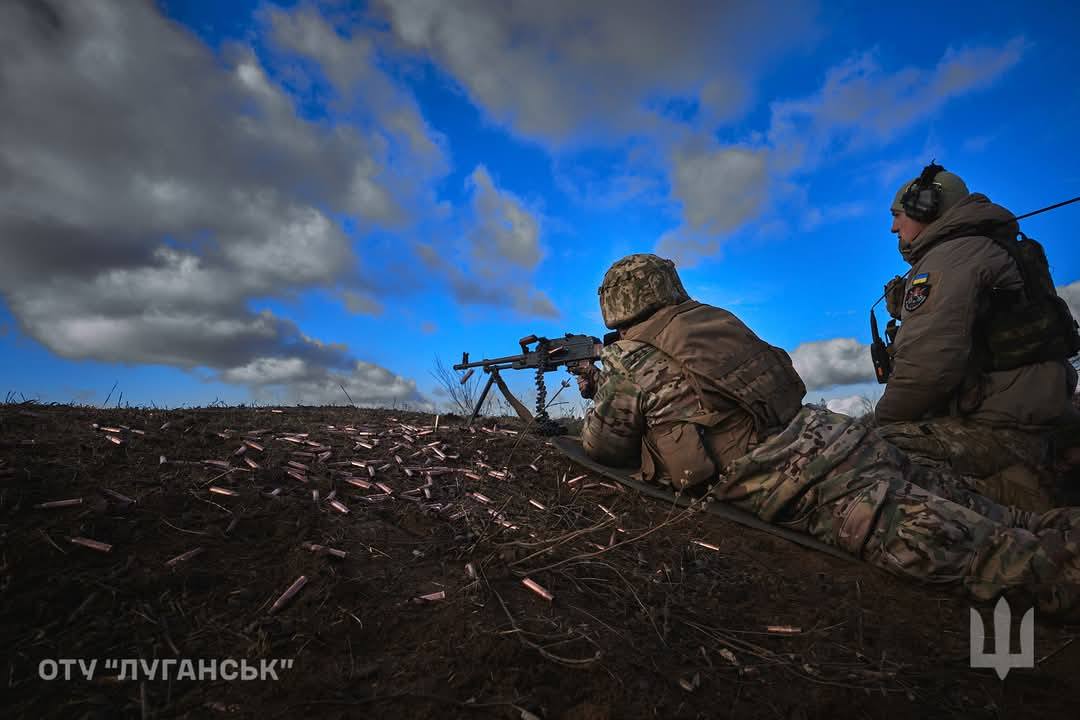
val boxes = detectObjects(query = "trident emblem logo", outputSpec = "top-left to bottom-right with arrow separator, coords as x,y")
969,597 -> 1035,680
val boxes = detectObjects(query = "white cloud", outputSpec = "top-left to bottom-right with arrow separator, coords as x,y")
1058,280 -> 1080,322
468,166 -> 542,268
790,338 -> 875,391
374,0 -> 815,145
250,360 -> 432,409
673,144 -> 769,235
767,39 -> 1026,174
412,167 -> 558,319
222,357 -> 310,385
825,395 -> 874,417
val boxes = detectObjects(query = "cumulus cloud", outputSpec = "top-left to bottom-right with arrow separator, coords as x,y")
1059,280 -> 1080,323
0,0 -> 434,406
664,38 -> 1026,263
658,142 -> 769,264
468,166 -> 542,268
790,338 -> 875,391
245,359 -> 430,409
414,169 -> 559,318
374,0 -> 815,144
673,144 -> 769,235
825,395 -> 874,417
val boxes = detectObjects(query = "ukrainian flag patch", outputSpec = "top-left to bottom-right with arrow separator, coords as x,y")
912,273 -> 930,286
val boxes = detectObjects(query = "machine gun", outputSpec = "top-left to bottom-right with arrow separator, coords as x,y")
453,333 -> 608,432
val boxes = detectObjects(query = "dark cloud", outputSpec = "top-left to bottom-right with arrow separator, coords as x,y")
0,1 -> 430,405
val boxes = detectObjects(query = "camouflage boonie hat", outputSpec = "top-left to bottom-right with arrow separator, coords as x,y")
599,254 -> 690,329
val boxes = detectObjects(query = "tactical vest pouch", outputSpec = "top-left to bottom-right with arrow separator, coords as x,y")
981,234 -> 1080,371
984,293 -> 1080,371
644,420 -> 718,490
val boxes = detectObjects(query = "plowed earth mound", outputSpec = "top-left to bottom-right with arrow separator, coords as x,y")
1,403 -> 1077,719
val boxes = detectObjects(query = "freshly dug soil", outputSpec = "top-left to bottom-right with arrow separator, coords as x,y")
1,403 -> 1077,719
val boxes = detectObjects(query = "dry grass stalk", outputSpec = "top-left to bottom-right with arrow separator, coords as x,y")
692,540 -> 721,552
208,486 -> 238,497
243,440 -> 264,451
766,625 -> 801,635
269,575 -> 308,613
329,499 -> 350,514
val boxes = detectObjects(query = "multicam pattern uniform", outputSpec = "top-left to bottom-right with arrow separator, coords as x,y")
873,418 -> 1054,511
582,342 -> 1080,621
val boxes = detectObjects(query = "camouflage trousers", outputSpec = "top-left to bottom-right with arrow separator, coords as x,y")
874,417 -> 1054,513
712,406 -> 1080,621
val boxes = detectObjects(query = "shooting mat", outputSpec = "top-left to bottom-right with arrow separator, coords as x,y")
549,436 -> 853,564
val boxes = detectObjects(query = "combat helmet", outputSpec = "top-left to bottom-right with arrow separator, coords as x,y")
598,254 -> 690,329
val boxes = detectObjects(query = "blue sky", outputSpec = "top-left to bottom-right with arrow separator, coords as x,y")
2,0 -> 1078,414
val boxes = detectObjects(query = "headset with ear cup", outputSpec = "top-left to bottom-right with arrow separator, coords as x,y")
899,161 -> 947,223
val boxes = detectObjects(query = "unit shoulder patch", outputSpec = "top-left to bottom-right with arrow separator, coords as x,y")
903,283 -> 932,313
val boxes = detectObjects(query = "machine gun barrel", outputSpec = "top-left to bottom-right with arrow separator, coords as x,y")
452,352 -> 525,371
451,333 -> 604,430
452,333 -> 602,373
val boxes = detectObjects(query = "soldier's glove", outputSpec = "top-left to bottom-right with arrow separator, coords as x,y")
575,364 -> 600,400
884,275 -> 906,320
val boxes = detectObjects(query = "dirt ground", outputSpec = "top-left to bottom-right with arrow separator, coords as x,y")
1,402 -> 1078,719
